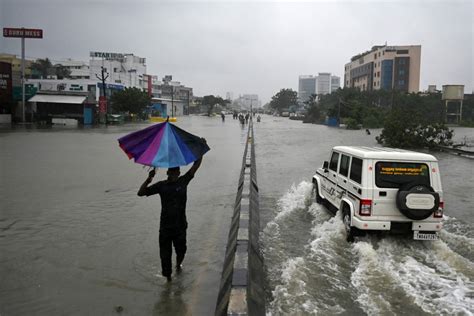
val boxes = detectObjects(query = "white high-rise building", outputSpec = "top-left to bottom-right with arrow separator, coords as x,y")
298,75 -> 317,103
298,73 -> 340,103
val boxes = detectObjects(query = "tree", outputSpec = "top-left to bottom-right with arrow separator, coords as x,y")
304,94 -> 322,123
202,95 -> 228,116
269,89 -> 297,114
54,64 -> 71,79
110,87 -> 150,114
31,58 -> 53,79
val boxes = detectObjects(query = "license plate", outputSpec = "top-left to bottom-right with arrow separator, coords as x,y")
414,231 -> 439,240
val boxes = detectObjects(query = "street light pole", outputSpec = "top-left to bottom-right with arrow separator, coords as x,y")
21,35 -> 25,122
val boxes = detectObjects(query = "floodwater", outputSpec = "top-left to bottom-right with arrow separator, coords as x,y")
255,118 -> 474,315
0,116 -> 473,315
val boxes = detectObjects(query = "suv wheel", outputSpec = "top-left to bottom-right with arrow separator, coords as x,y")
314,183 -> 322,203
343,207 -> 356,242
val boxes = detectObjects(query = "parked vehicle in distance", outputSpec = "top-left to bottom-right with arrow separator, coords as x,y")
312,146 -> 444,242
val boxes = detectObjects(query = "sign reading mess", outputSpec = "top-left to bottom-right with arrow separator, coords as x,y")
3,28 -> 43,38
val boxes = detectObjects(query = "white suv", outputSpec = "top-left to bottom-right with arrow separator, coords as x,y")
313,146 -> 444,242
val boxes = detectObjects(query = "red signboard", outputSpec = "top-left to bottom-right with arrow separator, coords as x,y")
3,28 -> 43,38
99,96 -> 107,114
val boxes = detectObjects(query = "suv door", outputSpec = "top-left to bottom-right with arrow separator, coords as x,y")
336,154 -> 351,202
324,151 -> 340,207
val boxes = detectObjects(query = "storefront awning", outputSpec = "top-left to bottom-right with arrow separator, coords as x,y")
28,94 -> 87,104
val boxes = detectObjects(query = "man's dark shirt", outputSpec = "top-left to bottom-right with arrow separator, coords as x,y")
143,172 -> 194,234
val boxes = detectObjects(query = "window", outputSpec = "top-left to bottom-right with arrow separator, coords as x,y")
377,71 -> 380,77
396,49 -> 409,54
114,68 -> 118,72
350,158 -> 362,183
375,162 -> 430,188
399,69 -> 405,75
339,155 -> 350,177
378,52 -> 381,57
398,79 -> 405,85
329,152 -> 339,172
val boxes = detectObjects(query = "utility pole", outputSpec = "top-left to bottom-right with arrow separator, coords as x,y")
171,85 -> 174,117
95,66 -> 109,124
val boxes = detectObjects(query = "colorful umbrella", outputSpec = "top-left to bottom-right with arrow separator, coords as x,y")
118,121 -> 210,168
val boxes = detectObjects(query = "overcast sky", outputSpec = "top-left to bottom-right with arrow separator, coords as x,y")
1,0 -> 473,103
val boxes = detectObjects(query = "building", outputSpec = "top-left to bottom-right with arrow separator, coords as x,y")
146,75 -> 193,117
298,73 -> 340,103
226,92 -> 233,101
241,94 -> 259,110
89,51 -> 146,89
344,44 -> 421,92
0,53 -> 34,85
56,58 -> 90,80
298,75 -> 316,103
331,76 -> 341,93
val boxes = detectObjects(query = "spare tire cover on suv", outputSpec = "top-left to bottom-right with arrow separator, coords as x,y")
396,182 -> 440,220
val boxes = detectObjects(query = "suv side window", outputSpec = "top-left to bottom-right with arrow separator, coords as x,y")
329,152 -> 339,172
349,157 -> 362,183
339,154 -> 350,177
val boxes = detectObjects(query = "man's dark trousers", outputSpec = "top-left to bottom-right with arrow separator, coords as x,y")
159,229 -> 187,277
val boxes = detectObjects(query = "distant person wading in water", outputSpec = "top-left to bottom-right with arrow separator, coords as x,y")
138,156 -> 203,281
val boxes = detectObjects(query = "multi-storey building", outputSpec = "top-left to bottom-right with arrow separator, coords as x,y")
89,51 -> 146,89
298,73 -> 340,103
344,44 -> 421,92
57,58 -> 90,80
298,75 -> 317,103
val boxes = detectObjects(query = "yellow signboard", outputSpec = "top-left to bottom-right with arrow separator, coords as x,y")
380,165 -> 427,176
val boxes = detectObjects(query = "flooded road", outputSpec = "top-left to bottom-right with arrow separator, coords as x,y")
255,118 -> 473,315
0,116 -> 473,315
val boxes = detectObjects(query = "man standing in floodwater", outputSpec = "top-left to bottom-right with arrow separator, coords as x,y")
137,157 -> 203,281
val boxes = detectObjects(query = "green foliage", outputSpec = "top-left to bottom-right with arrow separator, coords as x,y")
375,91 -> 453,148
110,87 -> 150,114
376,121 -> 453,148
304,94 -> 323,123
31,58 -> 53,79
54,64 -> 71,79
201,95 -> 229,116
270,89 -> 297,114
31,58 -> 71,79
344,118 -> 360,129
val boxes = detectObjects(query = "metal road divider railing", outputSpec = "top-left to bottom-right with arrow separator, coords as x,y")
215,120 -> 265,316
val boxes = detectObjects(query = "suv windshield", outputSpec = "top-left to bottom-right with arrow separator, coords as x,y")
375,162 -> 430,188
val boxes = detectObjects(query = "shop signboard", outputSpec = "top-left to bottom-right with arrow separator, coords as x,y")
0,62 -> 12,103
12,84 -> 37,101
3,28 -> 43,38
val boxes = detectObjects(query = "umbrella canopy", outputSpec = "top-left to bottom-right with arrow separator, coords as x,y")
118,121 -> 210,168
